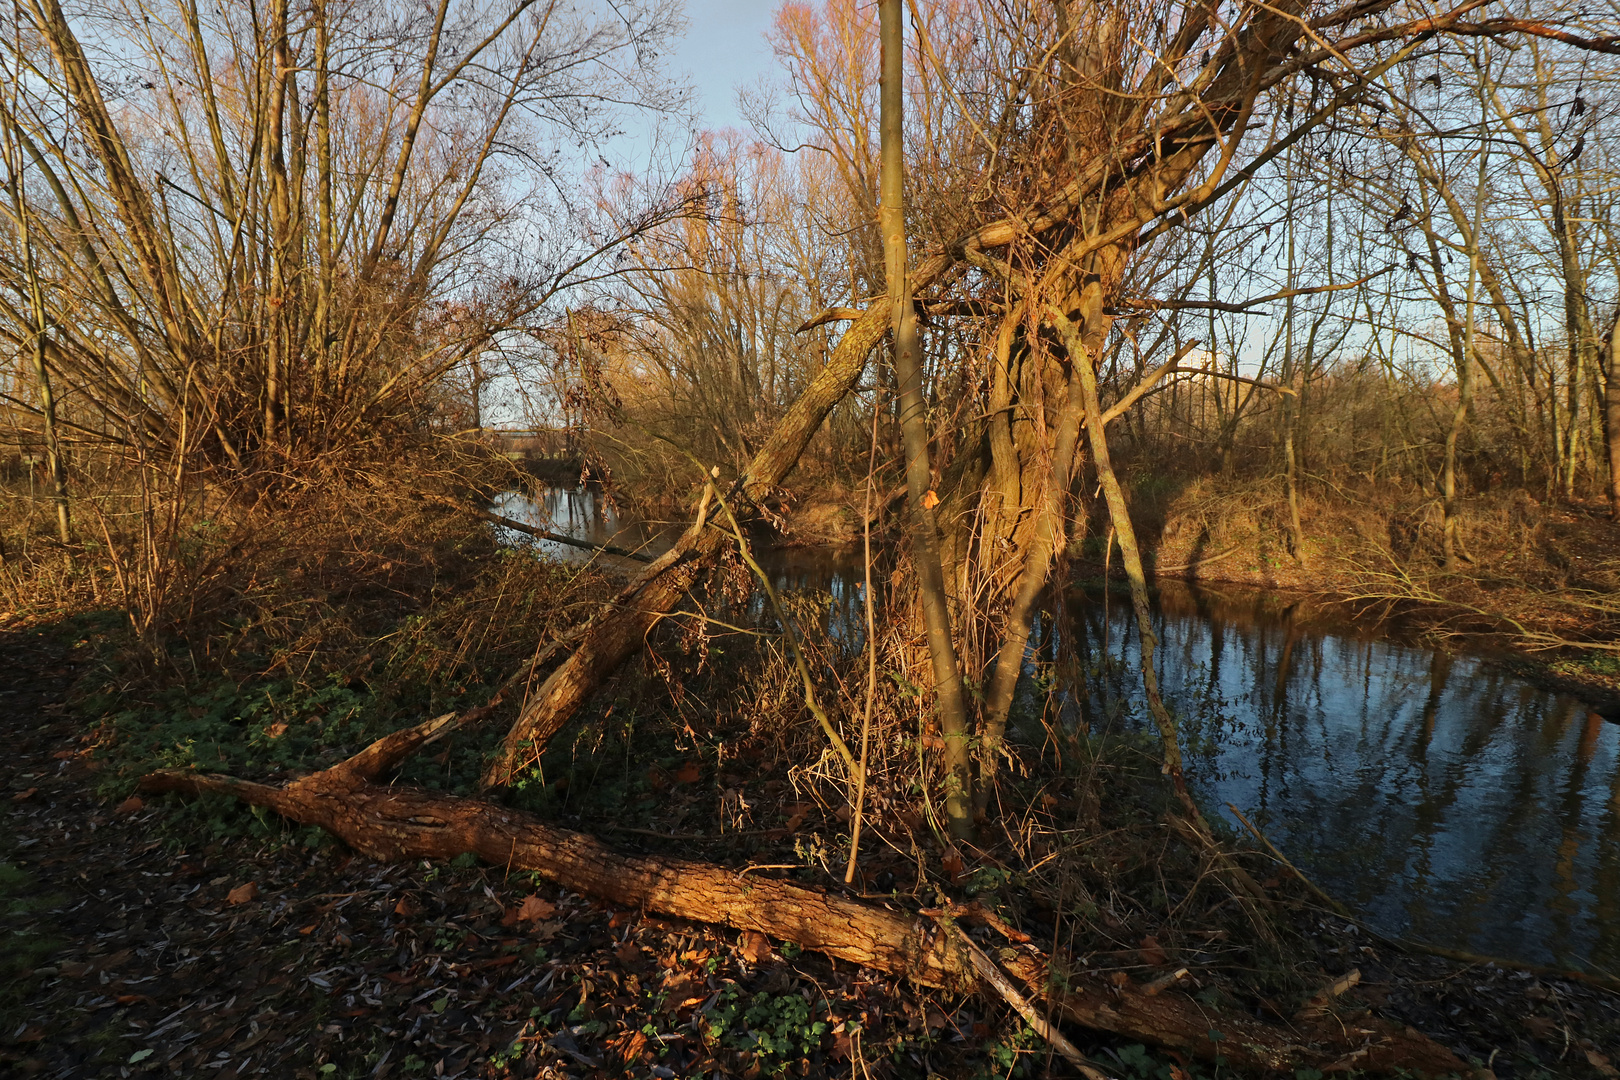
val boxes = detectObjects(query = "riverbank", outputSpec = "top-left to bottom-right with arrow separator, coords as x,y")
5,609 -> 1620,1078
6,461 -> 1620,1077
763,472 -> 1620,701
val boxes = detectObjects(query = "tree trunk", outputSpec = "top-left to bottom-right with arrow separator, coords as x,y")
139,726 -> 1468,1077
6,137 -> 71,543
879,0 -> 973,839
1053,287 -> 1191,802
1604,313 -> 1620,521
976,349 -> 1085,811
483,303 -> 891,785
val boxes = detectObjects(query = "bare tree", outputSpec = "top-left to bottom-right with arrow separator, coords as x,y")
0,0 -> 687,483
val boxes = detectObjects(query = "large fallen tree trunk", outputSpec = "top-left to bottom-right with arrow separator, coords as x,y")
139,723 -> 1469,1077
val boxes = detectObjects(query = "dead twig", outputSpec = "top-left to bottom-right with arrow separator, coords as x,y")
940,919 -> 1115,1080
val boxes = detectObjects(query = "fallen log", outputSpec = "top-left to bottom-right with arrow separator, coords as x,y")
138,729 -> 1470,1076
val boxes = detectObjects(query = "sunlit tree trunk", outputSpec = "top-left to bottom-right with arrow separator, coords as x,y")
1604,312 -> 1620,520
880,0 -> 973,839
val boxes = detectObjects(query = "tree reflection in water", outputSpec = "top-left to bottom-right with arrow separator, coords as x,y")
1062,582 -> 1619,977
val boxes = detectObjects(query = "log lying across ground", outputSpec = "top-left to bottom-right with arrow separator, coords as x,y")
139,721 -> 1470,1077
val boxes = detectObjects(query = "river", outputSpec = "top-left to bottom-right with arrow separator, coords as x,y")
493,486 -> 1619,977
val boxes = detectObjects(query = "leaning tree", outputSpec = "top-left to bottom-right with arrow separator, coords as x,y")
488,0 -> 1620,818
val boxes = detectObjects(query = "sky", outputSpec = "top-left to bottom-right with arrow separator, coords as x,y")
483,2 -> 781,428
668,0 -> 781,134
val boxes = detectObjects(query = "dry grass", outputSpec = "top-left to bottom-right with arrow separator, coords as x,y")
1,439 -> 618,759
1110,469 -> 1620,658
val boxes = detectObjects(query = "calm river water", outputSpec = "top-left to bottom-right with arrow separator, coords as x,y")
494,486 -> 1619,977
1068,585 -> 1618,977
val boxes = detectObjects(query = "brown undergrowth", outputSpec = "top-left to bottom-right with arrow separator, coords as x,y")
1089,471 -> 1620,690
3,449 -> 1619,1077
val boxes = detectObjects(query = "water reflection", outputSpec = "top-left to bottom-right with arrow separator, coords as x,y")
492,488 -> 1620,975
1066,583 -> 1620,976
492,487 -> 665,561
492,487 -> 872,649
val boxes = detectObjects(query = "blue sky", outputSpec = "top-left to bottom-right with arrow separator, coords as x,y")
669,0 -> 780,133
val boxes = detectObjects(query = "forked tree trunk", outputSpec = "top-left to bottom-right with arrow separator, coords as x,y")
139,717 -> 1467,1077
975,343 -> 1086,811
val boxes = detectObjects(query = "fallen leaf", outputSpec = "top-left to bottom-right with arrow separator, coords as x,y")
59,961 -> 93,978
115,796 -> 143,815
674,761 -> 701,784
529,919 -> 564,943
921,489 -> 941,509
609,1029 -> 648,1064
615,941 -> 641,967
265,722 -> 288,739
393,896 -> 418,917
516,894 -> 556,922
1139,935 -> 1169,967
1586,1050 -> 1619,1079
941,851 -> 966,883
1522,1016 -> 1558,1039
1109,971 -> 1131,987
226,881 -> 258,905
51,750 -> 76,760
12,787 -> 37,801
115,994 -> 154,1006
658,972 -> 705,1013
739,930 -> 770,964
